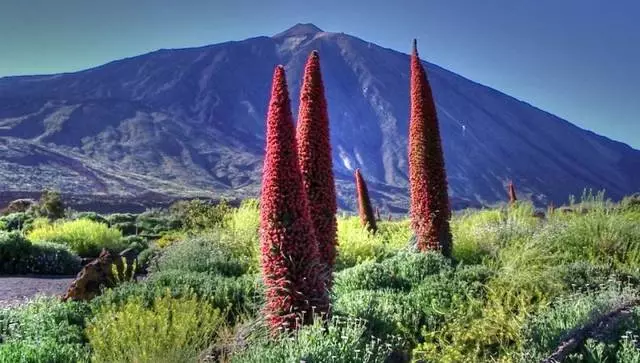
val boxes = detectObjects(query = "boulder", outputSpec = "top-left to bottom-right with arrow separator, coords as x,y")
61,248 -> 137,302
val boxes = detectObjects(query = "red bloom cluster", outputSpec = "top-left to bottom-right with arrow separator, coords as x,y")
296,51 -> 338,287
259,65 -> 328,330
355,168 -> 377,234
408,39 -> 452,256
508,181 -> 518,204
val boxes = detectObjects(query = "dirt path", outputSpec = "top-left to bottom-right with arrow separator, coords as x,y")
0,275 -> 74,309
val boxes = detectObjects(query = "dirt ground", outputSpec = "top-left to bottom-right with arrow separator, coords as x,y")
0,275 -> 74,308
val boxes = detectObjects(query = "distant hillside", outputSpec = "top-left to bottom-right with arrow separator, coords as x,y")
0,23 -> 638,211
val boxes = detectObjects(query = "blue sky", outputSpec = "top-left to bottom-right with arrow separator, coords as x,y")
0,0 -> 638,148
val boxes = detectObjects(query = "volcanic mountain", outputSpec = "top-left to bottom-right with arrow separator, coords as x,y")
0,23 -> 638,211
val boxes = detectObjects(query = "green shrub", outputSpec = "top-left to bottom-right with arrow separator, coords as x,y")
36,190 -> 65,220
335,217 -> 409,270
137,246 -> 161,273
0,339 -> 89,363
229,316 -> 402,363
0,212 -> 34,232
0,297 -> 91,362
72,211 -> 108,225
105,213 -> 138,236
150,233 -> 252,276
87,293 -> 223,363
136,209 -> 182,236
27,219 -> 125,257
0,231 -> 81,274
171,199 -> 232,231
93,271 -> 262,322
155,230 -> 187,248
520,286 -> 640,361
334,252 -> 450,295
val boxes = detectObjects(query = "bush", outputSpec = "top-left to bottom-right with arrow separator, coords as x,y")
334,251 -> 450,295
87,293 -> 223,363
229,316 -> 402,363
93,271 -> 262,322
0,297 -> 91,362
170,199 -> 232,231
0,231 -> 81,274
136,209 -> 182,236
36,190 -> 65,220
156,230 -> 187,248
105,213 -> 138,236
520,286 -> 640,361
335,217 -> 410,270
150,233 -> 252,277
27,219 -> 125,257
72,211 -> 108,225
0,212 -> 34,232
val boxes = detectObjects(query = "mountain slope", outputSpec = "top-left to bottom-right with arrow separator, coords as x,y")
0,24 -> 638,210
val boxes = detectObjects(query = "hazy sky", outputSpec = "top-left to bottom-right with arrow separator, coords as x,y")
0,0 -> 638,148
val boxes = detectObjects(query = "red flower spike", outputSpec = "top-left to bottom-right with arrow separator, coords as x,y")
260,65 -> 329,331
296,51 -> 338,289
355,168 -> 377,234
408,39 -> 452,256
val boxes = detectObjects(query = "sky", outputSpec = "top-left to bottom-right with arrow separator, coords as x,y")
0,0 -> 638,148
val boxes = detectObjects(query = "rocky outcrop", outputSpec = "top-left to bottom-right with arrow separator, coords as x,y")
61,248 -> 137,302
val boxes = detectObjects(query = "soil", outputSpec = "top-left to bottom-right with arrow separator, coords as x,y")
0,275 -> 74,308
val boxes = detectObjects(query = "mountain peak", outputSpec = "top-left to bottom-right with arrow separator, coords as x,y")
273,23 -> 324,38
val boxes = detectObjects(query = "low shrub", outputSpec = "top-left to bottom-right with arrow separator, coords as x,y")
520,286 -> 640,361
0,231 -> 81,274
0,212 -> 34,232
229,316 -> 403,363
93,271 -> 262,322
27,219 -> 125,257
0,297 -> 91,362
335,217 -> 409,270
150,233 -> 252,276
72,211 -> 108,225
87,292 -> 223,363
156,230 -> 187,248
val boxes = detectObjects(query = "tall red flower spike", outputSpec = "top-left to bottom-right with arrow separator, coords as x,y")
296,51 -> 338,288
355,168 -> 377,234
260,65 -> 328,331
508,181 -> 518,204
408,39 -> 452,256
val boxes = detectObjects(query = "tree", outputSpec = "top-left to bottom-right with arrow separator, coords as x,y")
259,65 -> 328,330
38,190 -> 65,220
408,39 -> 452,256
296,50 -> 338,287
355,168 -> 377,234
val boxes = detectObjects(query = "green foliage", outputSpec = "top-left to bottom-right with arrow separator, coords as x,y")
155,230 -> 186,248
36,189 -> 65,220
335,217 -> 410,270
136,208 -> 182,237
150,233 -> 252,276
87,292 -> 223,363
0,212 -> 34,232
27,218 -> 125,257
229,316 -> 403,363
93,272 -> 262,322
0,297 -> 91,362
171,199 -> 232,231
72,211 -> 108,224
0,231 -> 81,274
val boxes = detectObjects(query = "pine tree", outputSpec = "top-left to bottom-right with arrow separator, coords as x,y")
259,65 -> 328,330
296,50 -> 338,287
355,168 -> 377,234
408,39 -> 452,256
